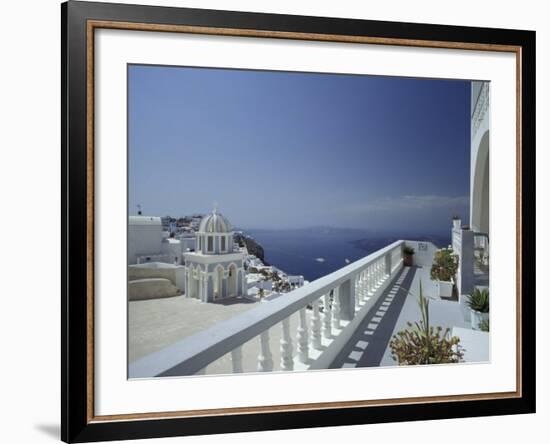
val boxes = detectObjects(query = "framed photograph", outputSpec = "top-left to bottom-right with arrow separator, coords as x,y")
62,1 -> 536,442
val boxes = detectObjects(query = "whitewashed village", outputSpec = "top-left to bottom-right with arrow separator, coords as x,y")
129,81 -> 490,378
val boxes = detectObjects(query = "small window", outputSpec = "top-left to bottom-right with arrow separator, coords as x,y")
208,236 -> 213,252
221,236 -> 226,251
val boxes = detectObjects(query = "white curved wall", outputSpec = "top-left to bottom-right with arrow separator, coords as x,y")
470,82 -> 490,233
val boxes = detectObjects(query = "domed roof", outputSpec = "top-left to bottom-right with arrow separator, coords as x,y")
199,209 -> 232,233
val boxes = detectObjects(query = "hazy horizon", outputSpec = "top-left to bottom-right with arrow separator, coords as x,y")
128,65 -> 471,233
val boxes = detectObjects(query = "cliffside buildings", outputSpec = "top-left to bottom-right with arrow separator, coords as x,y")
128,208 -> 303,302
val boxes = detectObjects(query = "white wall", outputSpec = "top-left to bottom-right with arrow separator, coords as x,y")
128,221 -> 163,264
0,1 -> 547,444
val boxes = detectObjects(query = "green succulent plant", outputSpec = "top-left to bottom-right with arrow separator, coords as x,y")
389,281 -> 464,365
403,246 -> 415,255
467,288 -> 489,313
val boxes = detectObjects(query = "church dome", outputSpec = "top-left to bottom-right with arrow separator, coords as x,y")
199,209 -> 232,233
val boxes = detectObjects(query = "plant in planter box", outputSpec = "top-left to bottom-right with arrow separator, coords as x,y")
389,281 -> 464,365
403,245 -> 415,267
430,248 -> 458,298
466,288 -> 489,330
478,318 -> 490,332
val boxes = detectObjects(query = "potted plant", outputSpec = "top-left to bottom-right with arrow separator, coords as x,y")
430,248 -> 458,298
466,288 -> 489,330
403,245 -> 415,267
389,281 -> 464,365
478,318 -> 490,332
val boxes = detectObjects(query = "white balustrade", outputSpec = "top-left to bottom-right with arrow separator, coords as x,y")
311,298 -> 322,350
230,347 -> 243,373
361,270 -> 369,302
129,240 -> 411,379
322,293 -> 332,338
354,275 -> 361,311
356,273 -> 363,303
332,287 -> 341,330
258,330 -> 274,372
367,266 -> 374,295
297,307 -> 309,363
280,318 -> 294,371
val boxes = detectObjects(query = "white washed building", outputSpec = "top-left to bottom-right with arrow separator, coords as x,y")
128,216 -> 164,264
183,209 -> 246,302
453,80 -> 490,313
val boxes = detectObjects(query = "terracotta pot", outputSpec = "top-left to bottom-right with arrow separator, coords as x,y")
404,254 -> 413,267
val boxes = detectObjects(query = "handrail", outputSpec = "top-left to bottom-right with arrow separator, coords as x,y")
129,240 -> 404,378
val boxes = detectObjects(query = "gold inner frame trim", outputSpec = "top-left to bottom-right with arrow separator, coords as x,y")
86,19 -> 523,423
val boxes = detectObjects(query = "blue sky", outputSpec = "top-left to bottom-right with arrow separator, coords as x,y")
128,65 -> 470,234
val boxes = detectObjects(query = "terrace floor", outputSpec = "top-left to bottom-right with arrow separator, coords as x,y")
129,293 -> 312,373
128,295 -> 258,362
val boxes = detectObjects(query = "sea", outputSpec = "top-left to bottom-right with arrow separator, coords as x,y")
244,227 -> 450,282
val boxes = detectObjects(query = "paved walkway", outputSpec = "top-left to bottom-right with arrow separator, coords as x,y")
330,266 -> 417,369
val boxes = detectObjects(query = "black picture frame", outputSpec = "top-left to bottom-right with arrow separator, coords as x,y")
62,1 -> 536,442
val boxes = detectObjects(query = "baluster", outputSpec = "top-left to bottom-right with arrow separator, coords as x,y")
332,287 -> 341,329
297,307 -> 309,363
280,317 -> 294,371
367,266 -> 373,294
355,275 -> 361,311
357,273 -> 364,302
231,346 -> 243,373
361,271 -> 368,301
311,298 -> 322,350
257,330 -> 274,372
322,293 -> 332,338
